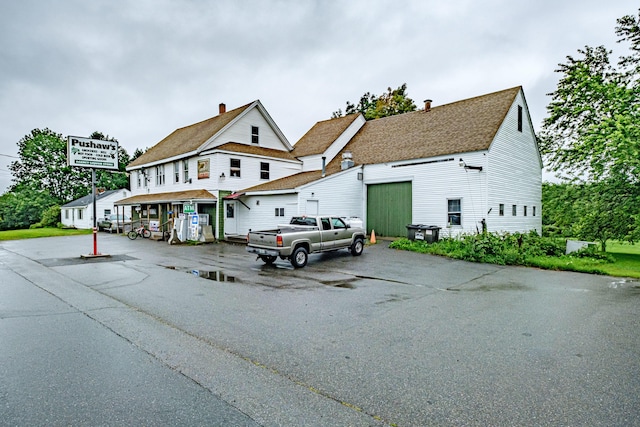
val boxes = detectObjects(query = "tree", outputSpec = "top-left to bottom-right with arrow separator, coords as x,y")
571,177 -> 640,251
332,83 -> 417,120
542,180 -> 640,251
539,10 -> 640,182
9,128 -> 91,203
0,188 -> 57,230
89,131 -> 130,190
539,10 -> 640,249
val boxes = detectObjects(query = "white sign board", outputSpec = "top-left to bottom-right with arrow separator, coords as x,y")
67,136 -> 119,170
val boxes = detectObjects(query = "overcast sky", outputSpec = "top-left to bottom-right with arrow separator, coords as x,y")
0,1 -> 635,192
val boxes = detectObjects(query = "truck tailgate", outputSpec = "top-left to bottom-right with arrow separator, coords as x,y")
247,231 -> 279,247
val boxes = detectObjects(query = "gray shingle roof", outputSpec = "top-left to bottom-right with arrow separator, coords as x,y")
127,102 -> 254,168
328,86 -> 521,169
241,86 -> 522,193
61,189 -> 122,208
291,113 -> 361,157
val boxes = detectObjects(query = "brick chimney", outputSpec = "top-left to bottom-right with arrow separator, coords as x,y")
424,99 -> 432,112
219,103 -> 226,114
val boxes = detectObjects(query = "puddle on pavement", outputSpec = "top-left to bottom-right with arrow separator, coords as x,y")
446,283 -> 530,292
319,278 -> 358,289
609,279 -> 640,292
164,266 -> 236,282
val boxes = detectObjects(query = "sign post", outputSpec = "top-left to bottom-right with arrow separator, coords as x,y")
67,136 -> 119,258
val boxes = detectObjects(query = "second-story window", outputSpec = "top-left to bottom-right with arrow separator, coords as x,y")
230,158 -> 241,177
183,160 -> 190,183
260,162 -> 270,180
155,165 -> 165,186
174,162 -> 180,183
251,126 -> 259,144
137,171 -> 141,188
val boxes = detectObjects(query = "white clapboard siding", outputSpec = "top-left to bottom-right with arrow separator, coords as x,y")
234,193 -> 299,235
297,167 -> 364,218
486,91 -> 542,234
129,154 -> 302,196
215,108 -> 287,151
364,153 -> 488,236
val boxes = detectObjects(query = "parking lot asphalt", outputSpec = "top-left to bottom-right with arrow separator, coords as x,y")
1,233 -> 639,426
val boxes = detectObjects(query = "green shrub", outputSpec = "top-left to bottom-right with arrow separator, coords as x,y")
40,205 -> 61,227
390,231 -> 611,270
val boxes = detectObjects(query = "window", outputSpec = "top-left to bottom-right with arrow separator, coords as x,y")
226,203 -> 234,218
321,218 -> 331,230
65,209 -> 69,219
260,162 -> 270,180
155,165 -> 165,186
78,209 -> 83,220
533,206 -> 536,217
499,204 -> 504,216
174,162 -> 180,183
137,171 -> 141,188
331,217 -> 347,229
183,160 -> 190,183
512,205 -> 517,216
275,208 -> 285,217
251,126 -> 259,144
230,158 -> 241,177
524,206 -> 528,216
517,105 -> 523,132
143,170 -> 148,187
447,199 -> 461,226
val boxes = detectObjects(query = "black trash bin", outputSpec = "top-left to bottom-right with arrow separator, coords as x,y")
406,224 -> 440,242
406,224 -> 426,241
424,225 -> 441,243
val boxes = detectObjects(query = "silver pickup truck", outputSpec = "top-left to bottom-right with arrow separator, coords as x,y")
246,216 -> 366,268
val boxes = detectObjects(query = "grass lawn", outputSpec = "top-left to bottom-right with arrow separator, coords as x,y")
602,241 -> 640,278
0,228 -> 92,241
390,237 -> 640,279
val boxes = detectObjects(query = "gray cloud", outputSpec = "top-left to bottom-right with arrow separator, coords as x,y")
0,0 -> 635,190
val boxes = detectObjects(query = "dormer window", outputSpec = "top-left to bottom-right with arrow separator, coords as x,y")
251,126 -> 259,144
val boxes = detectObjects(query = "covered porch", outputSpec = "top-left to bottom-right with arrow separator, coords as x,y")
114,189 -> 219,242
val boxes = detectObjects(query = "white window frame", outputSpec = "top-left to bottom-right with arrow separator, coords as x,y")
260,162 -> 270,180
183,160 -> 190,183
230,158 -> 241,177
155,165 -> 165,186
447,198 -> 462,226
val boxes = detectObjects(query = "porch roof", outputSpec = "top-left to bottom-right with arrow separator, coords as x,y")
115,189 -> 217,205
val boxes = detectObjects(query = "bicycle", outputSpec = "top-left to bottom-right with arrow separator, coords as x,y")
128,224 -> 151,240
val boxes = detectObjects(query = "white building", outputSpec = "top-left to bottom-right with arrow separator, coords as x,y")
61,189 -> 132,229
118,86 -> 542,240
116,101 -> 300,239
230,86 -> 542,238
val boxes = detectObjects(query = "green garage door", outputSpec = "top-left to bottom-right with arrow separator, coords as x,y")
366,181 -> 412,237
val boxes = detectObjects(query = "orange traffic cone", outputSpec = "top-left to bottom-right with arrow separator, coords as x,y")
369,229 -> 377,244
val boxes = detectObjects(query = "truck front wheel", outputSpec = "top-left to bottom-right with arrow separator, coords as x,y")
290,247 -> 308,268
350,238 -> 364,256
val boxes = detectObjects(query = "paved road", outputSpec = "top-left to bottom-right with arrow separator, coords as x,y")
1,234 -> 639,426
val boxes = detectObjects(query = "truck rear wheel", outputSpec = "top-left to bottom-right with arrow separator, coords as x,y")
350,238 -> 364,256
290,247 -> 308,268
259,255 -> 277,265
